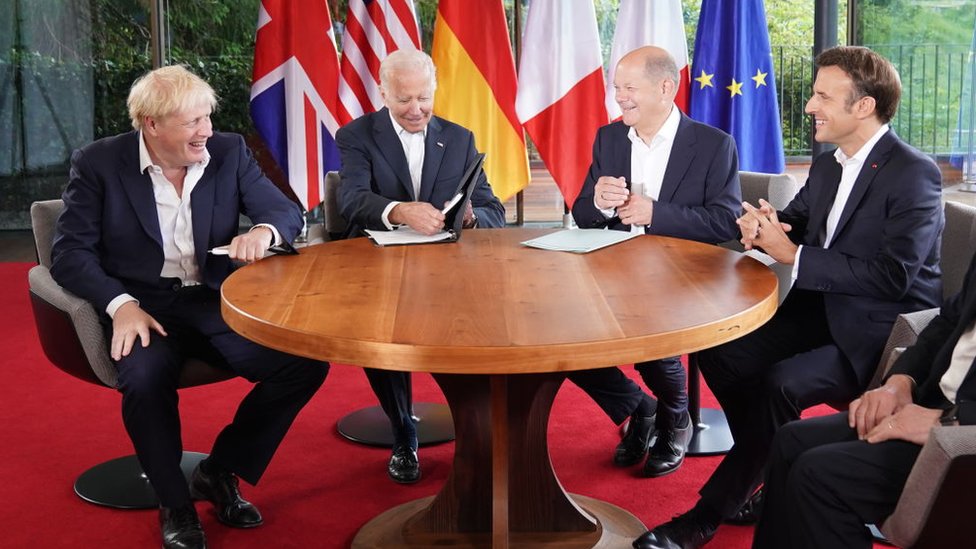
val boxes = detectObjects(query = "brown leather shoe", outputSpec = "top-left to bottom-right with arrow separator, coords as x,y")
189,462 -> 263,528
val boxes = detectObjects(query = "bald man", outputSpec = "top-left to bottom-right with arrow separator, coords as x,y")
569,46 -> 741,477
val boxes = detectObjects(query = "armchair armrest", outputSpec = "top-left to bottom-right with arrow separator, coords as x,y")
880,425 -> 976,547
868,307 -> 940,389
28,265 -> 118,387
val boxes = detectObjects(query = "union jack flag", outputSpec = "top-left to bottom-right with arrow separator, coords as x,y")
251,0 -> 342,211
250,1 -> 420,210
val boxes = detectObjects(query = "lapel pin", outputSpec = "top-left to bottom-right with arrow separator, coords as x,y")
437,142 -> 444,148
871,163 -> 878,169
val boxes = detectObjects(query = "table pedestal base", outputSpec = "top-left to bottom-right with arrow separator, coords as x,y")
352,494 -> 645,548
351,372 -> 645,548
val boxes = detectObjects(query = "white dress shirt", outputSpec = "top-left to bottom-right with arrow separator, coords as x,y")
380,112 -> 427,229
792,124 -> 889,280
940,319 -> 976,403
106,132 -> 280,318
598,105 -> 681,234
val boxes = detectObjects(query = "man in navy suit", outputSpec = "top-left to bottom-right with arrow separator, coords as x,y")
50,66 -> 328,549
636,46 -> 943,549
336,49 -> 505,484
753,248 -> 976,549
568,46 -> 741,478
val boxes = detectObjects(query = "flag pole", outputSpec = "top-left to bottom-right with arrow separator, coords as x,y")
513,0 -> 525,226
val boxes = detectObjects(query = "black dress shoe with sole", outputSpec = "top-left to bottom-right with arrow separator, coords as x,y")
643,413 -> 693,478
614,413 -> 656,466
633,508 -> 718,549
388,443 -> 421,483
190,463 -> 263,528
160,504 -> 206,549
725,487 -> 763,525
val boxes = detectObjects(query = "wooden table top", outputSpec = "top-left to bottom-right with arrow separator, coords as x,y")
221,228 -> 778,374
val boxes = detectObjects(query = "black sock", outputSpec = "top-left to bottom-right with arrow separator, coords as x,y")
634,394 -> 658,418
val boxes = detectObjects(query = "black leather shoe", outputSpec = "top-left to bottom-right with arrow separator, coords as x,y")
189,463 -> 263,528
614,413 -> 656,466
160,505 -> 206,549
725,487 -> 763,525
633,508 -> 718,549
388,443 -> 421,483
643,413 -> 693,478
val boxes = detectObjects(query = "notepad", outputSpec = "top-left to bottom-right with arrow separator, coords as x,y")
521,229 -> 641,253
364,227 -> 456,246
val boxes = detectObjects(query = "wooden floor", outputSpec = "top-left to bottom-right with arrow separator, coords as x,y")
6,161 -> 975,264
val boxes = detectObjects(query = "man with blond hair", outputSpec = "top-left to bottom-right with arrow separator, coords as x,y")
51,65 -> 328,549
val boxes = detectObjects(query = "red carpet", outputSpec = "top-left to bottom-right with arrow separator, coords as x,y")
1,262 -> 884,548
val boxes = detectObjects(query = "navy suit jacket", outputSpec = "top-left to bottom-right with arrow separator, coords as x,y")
51,131 -> 303,313
336,108 -> 505,237
572,114 -> 741,244
780,130 -> 943,385
890,250 -> 976,424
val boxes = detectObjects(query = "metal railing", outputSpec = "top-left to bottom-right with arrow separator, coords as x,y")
773,43 -> 974,158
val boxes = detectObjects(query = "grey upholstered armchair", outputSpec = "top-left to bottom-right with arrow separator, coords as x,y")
27,199 -> 233,509
872,200 -> 976,548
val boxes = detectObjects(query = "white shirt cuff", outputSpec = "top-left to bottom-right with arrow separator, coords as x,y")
107,294 -> 138,319
250,223 -> 281,247
791,245 -> 803,282
381,201 -> 401,230
593,196 -> 616,218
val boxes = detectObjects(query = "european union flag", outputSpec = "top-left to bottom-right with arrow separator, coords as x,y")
690,0 -> 785,174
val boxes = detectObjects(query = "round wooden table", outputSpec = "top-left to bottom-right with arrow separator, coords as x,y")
221,228 -> 778,548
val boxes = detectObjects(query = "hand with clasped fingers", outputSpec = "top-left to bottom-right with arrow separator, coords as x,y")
850,374 -> 941,446
737,199 -> 795,263
848,374 -> 915,439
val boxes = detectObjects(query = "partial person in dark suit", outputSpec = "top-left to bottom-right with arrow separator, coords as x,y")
336,49 -> 505,484
635,46 -> 944,549
568,46 -> 740,477
754,247 -> 976,549
50,66 -> 328,549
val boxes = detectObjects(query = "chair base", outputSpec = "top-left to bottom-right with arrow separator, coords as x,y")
337,403 -> 455,447
74,451 -> 208,509
687,407 -> 733,456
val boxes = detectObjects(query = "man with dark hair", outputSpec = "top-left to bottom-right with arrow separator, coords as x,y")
754,248 -> 976,549
635,46 -> 943,549
569,45 -> 740,478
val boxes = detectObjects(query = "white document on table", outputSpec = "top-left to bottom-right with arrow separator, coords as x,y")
521,229 -> 641,254
364,227 -> 457,246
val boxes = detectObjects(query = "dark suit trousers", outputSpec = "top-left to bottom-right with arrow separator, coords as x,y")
363,369 -> 416,445
696,290 -> 862,518
753,413 -> 920,549
111,284 -> 328,508
568,357 -> 687,428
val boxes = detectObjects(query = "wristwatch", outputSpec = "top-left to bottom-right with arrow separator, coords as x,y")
939,405 -> 959,426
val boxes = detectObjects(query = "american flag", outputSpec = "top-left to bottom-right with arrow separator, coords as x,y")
337,0 -> 421,125
251,0 -> 342,211
250,0 -> 419,210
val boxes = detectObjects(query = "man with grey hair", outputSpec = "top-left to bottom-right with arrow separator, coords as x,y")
569,45 -> 741,478
51,65 -> 328,549
336,48 -> 505,483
